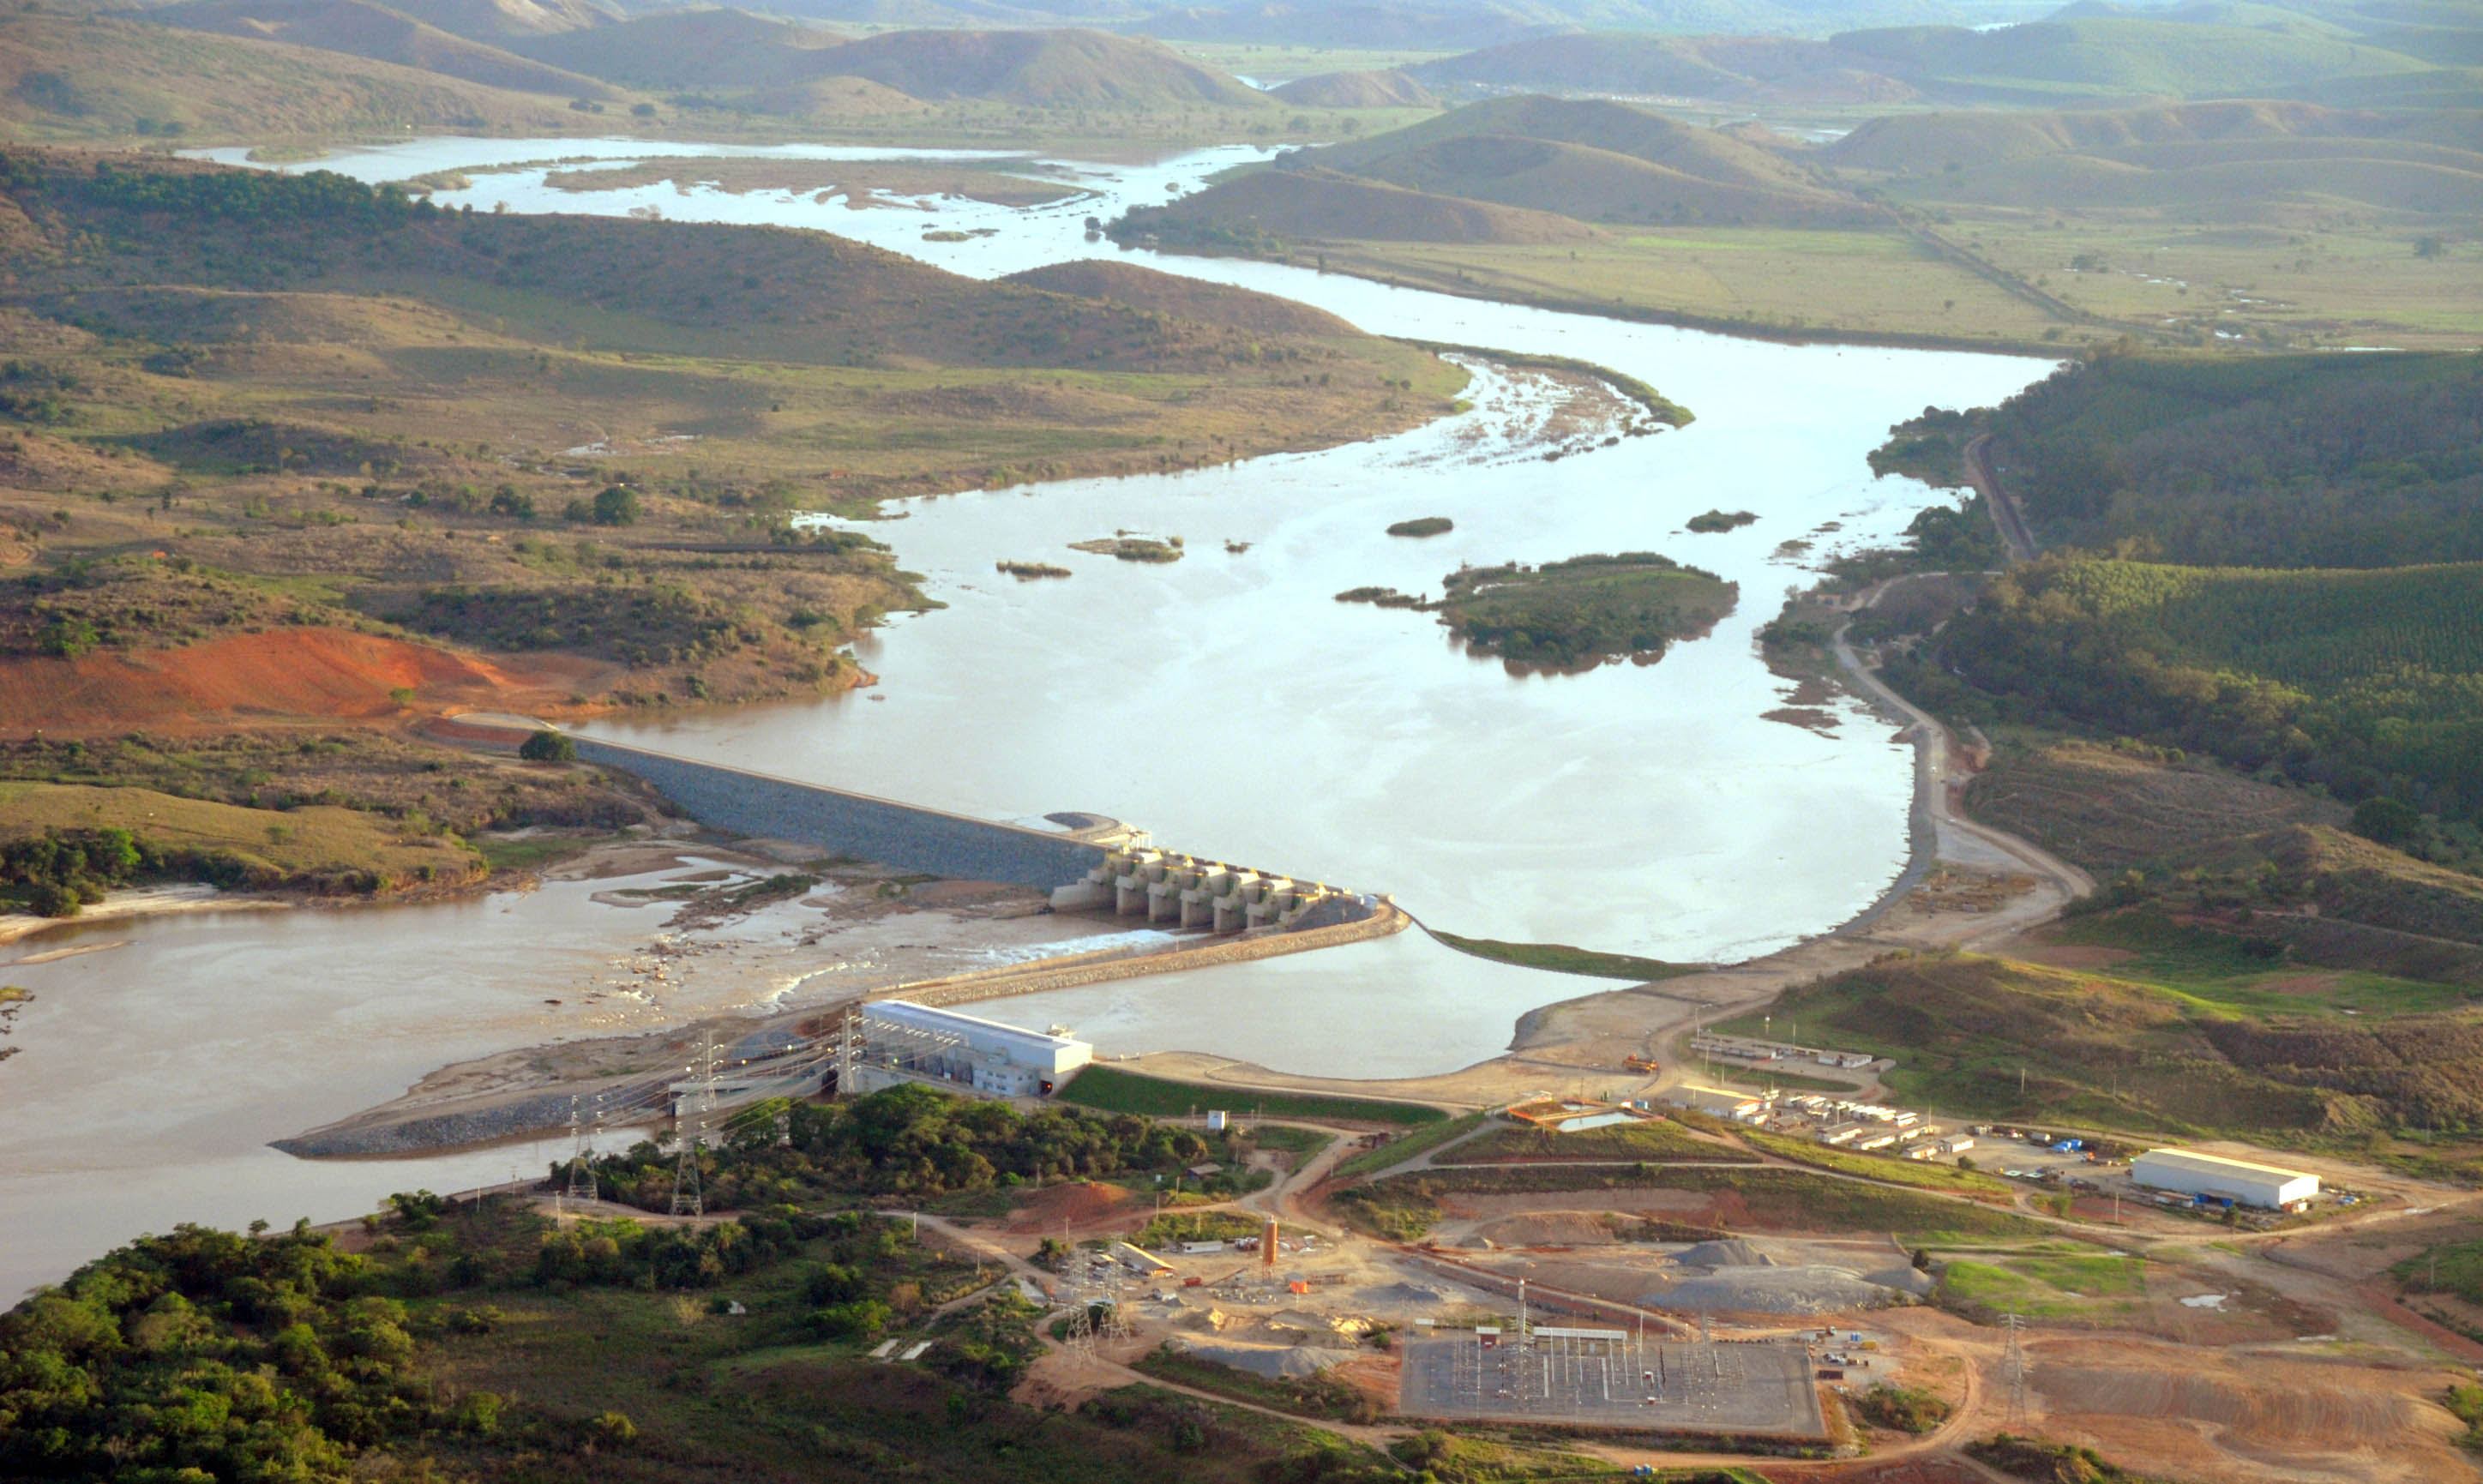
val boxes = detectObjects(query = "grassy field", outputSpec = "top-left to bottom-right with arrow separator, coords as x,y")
1736,1127 -> 2020,1202
1308,229 -> 2069,349
1329,1108 -> 1491,1181
1129,1346 -> 1379,1425
1426,928 -> 1702,981
1056,1066 -> 1447,1127
0,779 -> 478,895
1331,1162 -> 2049,1241
1941,1252 -> 2149,1320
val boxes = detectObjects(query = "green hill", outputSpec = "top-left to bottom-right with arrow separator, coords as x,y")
1288,93 -> 1874,226
1731,949 -> 2483,1148
1410,32 -> 1921,106
510,7 -> 849,89
1828,16 -> 2434,101
0,9 -> 581,140
148,0 -> 621,100
1315,129 -> 1879,226
810,27 -> 1266,107
1266,67 -> 1437,107
1825,98 -> 2483,215
1975,351 -> 2483,566
524,21 -> 1263,108
1004,259 -> 1362,334
1110,165 -> 1605,248
1312,93 -> 1820,191
383,0 -> 611,40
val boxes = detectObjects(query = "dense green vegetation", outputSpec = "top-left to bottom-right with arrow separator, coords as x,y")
1896,556 -> 2483,820
0,1084 -> 1430,1482
1852,1383 -> 1954,1433
0,1191 -> 1390,1484
1969,1433 -> 2187,1484
1434,552 -> 1735,671
1056,1066 -> 1446,1127
584,1083 -> 1236,1209
1978,352 -> 2483,569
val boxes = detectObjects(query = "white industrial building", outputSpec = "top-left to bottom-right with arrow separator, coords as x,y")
2131,1148 -> 2319,1211
847,1000 -> 1092,1099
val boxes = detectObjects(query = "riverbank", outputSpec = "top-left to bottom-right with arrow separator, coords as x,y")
1115,576 -> 2093,1109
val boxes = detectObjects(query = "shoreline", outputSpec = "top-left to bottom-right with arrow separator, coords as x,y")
1114,577 -> 2094,1109
0,886 -> 294,948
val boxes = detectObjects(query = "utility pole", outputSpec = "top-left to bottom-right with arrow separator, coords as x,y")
671,1032 -> 716,1218
2002,1311 -> 2028,1426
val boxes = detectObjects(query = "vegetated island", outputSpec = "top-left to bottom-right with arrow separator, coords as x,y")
1438,552 -> 1738,672
1687,508 -> 1759,533
1070,535 -> 1184,562
995,560 -> 1070,580
1334,586 -> 1425,609
1386,516 -> 1453,537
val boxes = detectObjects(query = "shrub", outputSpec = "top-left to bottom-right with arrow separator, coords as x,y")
592,485 -> 640,526
519,730 -> 576,763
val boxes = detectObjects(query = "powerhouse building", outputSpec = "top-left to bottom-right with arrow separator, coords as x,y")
2131,1148 -> 2319,1210
848,1000 -> 1092,1099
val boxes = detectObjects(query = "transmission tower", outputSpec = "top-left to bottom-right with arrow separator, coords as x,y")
2001,1311 -> 2028,1426
562,1095 -> 598,1211
670,1033 -> 716,1218
1061,1305 -> 1096,1367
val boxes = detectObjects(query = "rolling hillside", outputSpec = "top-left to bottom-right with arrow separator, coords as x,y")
1004,258 -> 1362,333
1825,98 -> 2483,216
149,0 -> 620,99
1113,165 -> 1604,245
1288,93 -> 1875,226
804,27 -> 1266,106
1412,12 -> 2444,106
1267,67 -> 1437,106
1828,16 -> 2433,101
510,6 -> 845,88
523,20 -> 1265,108
0,9 -> 582,138
1410,32 -> 1921,105
384,0 -> 611,39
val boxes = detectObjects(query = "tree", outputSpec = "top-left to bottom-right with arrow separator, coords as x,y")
519,730 -> 576,763
2352,796 -> 2422,846
592,485 -> 640,526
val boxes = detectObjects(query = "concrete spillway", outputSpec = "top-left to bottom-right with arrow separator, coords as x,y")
436,715 -> 1373,934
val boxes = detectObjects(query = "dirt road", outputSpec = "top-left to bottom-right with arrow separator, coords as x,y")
1964,433 -> 2038,564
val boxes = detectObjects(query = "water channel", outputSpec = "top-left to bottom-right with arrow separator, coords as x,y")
0,138 -> 2051,1296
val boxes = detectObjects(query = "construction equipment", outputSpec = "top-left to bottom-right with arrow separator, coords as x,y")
1623,1054 -> 1659,1073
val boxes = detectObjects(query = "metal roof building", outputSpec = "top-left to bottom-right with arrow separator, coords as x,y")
2131,1148 -> 2318,1210
851,1000 -> 1092,1099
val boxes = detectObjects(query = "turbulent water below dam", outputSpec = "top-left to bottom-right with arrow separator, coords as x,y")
0,138 -> 2050,1297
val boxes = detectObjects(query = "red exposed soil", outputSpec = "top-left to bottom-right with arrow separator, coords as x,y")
0,626 -> 617,736
1004,1181 -> 1144,1237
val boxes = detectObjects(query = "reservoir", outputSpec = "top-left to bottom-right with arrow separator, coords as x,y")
0,139 -> 2048,1296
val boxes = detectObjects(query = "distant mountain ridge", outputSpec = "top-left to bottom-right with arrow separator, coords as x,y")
150,0 -> 621,98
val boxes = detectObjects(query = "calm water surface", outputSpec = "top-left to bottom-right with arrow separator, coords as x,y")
0,140 -> 2047,1294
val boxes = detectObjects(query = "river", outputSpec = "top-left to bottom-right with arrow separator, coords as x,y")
0,137 -> 2048,1297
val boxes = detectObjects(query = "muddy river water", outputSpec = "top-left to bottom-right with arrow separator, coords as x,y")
0,139 -> 2048,1295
